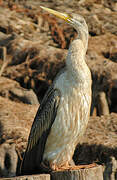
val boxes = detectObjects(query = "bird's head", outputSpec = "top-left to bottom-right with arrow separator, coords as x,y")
40,6 -> 88,35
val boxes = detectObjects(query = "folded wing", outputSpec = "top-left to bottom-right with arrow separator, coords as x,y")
20,86 -> 61,175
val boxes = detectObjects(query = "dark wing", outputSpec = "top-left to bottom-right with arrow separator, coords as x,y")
20,86 -> 61,175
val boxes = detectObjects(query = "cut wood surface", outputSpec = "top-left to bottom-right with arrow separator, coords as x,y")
1,174 -> 50,180
51,165 -> 103,180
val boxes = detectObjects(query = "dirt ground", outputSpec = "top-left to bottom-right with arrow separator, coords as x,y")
0,0 -> 117,179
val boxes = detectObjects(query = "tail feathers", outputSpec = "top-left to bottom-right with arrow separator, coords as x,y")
20,130 -> 50,175
20,144 -> 42,175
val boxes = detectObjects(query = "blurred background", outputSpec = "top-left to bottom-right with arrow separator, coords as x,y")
0,0 -> 117,179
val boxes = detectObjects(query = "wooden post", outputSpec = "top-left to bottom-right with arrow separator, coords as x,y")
0,174 -> 50,180
97,91 -> 109,115
51,165 -> 103,180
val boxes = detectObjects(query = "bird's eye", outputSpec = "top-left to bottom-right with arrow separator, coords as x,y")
68,14 -> 73,19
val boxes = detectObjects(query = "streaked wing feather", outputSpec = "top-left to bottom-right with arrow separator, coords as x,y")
21,86 -> 61,175
26,86 -> 60,152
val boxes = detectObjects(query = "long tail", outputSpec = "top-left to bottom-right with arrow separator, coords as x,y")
19,143 -> 42,175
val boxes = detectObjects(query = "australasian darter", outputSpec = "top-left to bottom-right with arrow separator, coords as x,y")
20,6 -> 92,175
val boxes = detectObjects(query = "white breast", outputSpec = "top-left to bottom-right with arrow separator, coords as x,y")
43,71 -> 91,165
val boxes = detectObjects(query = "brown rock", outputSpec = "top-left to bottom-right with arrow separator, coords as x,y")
0,77 -> 39,104
0,142 -> 18,177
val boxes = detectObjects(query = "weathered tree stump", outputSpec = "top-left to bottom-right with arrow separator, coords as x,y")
51,165 -> 103,180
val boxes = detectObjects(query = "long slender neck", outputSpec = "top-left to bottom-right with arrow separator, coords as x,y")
77,27 -> 88,53
66,33 -> 90,84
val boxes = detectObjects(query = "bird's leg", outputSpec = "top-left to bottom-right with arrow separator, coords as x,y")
50,161 -> 71,171
50,161 -> 96,171
50,160 -> 76,171
69,163 -> 96,170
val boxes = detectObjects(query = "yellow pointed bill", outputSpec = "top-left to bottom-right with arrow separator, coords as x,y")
40,6 -> 71,23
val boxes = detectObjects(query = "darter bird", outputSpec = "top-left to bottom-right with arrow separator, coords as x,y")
20,6 -> 92,175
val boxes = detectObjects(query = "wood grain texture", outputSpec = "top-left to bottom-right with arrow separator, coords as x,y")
51,165 -> 103,180
1,174 -> 50,180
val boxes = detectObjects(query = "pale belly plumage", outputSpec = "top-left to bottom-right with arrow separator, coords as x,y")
43,72 -> 91,166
